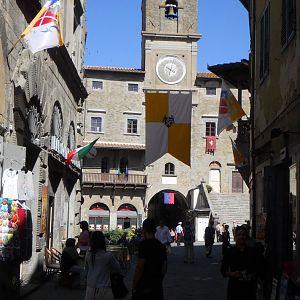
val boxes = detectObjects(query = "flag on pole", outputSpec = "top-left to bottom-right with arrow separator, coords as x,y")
229,137 -> 247,168
145,93 -> 192,166
217,80 -> 246,135
65,138 -> 99,165
21,0 -> 63,54
163,192 -> 175,205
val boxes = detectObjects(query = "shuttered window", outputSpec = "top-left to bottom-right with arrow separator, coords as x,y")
281,0 -> 296,47
232,171 -> 243,193
260,4 -> 270,80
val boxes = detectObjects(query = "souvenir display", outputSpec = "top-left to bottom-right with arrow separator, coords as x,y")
0,168 -> 33,262
0,198 -> 20,262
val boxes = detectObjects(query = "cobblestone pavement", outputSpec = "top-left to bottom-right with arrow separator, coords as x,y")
24,243 -> 227,300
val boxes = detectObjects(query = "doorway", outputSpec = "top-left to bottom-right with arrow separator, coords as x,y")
147,190 -> 188,229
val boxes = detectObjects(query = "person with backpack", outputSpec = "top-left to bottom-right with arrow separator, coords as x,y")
183,221 -> 195,264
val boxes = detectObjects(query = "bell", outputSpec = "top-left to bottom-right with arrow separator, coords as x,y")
165,4 -> 177,19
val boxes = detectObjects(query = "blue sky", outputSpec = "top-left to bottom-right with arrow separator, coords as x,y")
84,0 -> 250,71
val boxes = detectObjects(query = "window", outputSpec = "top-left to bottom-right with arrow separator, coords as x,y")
206,87 -> 216,95
101,157 -> 109,173
281,0 -> 296,47
260,4 -> 270,80
165,163 -> 175,175
206,122 -> 216,136
128,84 -> 138,92
127,119 -> 138,134
91,117 -> 102,132
232,171 -> 244,193
92,81 -> 103,90
89,217 -> 110,231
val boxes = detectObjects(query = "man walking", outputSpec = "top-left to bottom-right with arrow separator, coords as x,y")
183,221 -> 195,264
132,218 -> 167,300
175,222 -> 184,246
204,221 -> 215,257
155,220 -> 172,254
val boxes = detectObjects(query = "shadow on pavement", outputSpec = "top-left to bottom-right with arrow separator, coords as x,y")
24,243 -> 227,300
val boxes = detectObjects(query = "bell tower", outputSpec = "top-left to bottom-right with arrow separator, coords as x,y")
141,0 -> 201,91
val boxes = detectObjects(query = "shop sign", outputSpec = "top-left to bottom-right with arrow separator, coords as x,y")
40,185 -> 48,234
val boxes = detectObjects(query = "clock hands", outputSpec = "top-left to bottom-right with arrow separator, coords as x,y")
165,60 -> 176,76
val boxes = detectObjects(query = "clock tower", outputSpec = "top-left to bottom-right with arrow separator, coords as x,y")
141,0 -> 201,91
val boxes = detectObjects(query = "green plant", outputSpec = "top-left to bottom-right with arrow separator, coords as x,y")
124,228 -> 136,240
206,184 -> 213,193
106,229 -> 124,244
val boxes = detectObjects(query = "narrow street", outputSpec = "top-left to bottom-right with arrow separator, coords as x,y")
24,243 -> 227,300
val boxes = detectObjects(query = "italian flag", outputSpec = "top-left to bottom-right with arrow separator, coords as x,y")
65,138 -> 99,165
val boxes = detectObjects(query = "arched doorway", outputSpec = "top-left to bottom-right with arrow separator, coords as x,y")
117,204 -> 137,230
89,203 -> 110,232
147,190 -> 188,229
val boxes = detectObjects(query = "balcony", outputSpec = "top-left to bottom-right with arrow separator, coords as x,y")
82,172 -> 147,189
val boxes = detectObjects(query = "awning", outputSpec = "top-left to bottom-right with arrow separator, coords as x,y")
117,211 -> 138,218
208,60 -> 250,90
83,141 -> 145,150
89,210 -> 109,217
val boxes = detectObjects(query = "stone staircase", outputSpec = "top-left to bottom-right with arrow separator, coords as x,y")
208,192 -> 250,229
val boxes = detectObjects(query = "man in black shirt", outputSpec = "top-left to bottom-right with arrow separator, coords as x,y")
132,218 -> 167,300
221,226 -> 262,300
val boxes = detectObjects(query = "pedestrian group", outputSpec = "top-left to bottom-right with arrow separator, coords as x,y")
58,217 -> 263,300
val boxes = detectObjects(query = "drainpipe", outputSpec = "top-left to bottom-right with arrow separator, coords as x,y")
250,0 -> 257,239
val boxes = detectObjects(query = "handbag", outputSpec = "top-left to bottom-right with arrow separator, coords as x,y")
110,273 -> 128,299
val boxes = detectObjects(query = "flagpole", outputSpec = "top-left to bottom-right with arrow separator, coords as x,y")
7,37 -> 23,57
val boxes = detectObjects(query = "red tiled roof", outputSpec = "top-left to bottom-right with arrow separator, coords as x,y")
84,66 -> 145,74
197,72 -> 220,79
83,141 -> 145,150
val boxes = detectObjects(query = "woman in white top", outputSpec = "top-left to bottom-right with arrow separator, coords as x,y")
84,231 -> 121,300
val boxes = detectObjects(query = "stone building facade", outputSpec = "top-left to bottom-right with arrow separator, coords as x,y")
0,0 -> 87,290
82,70 -> 250,242
241,0 -> 300,297
81,0 -> 250,242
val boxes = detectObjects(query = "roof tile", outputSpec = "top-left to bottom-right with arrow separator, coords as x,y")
197,72 -> 220,79
84,66 -> 145,74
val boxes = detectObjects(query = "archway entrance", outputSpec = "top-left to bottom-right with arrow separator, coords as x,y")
148,190 -> 188,229
89,203 -> 110,232
117,204 -> 138,230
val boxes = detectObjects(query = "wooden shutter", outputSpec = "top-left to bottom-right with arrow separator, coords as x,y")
232,171 -> 243,193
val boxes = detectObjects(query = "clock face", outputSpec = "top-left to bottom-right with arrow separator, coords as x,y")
156,56 -> 186,85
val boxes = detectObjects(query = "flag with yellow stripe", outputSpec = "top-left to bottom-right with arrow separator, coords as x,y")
229,137 -> 247,168
145,93 -> 192,166
217,80 -> 246,135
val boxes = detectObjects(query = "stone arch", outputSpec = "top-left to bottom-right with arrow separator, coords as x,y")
88,202 -> 110,231
26,96 -> 42,143
117,203 -> 138,229
209,161 -> 222,168
67,121 -> 76,149
147,190 -> 188,228
50,101 -> 63,141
